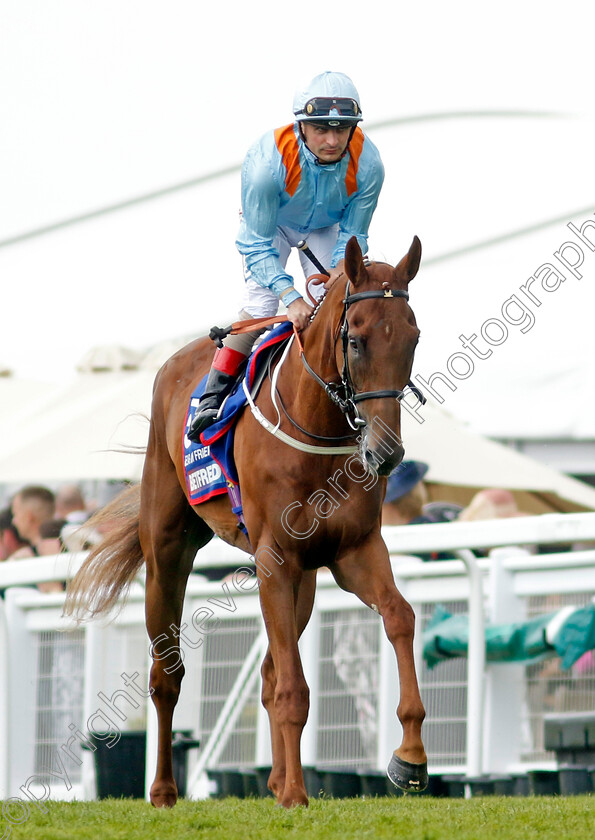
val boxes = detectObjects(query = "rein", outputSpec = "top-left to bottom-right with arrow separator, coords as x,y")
209,313 -> 360,454
297,280 -> 426,430
208,276 -> 426,452
209,315 -> 287,348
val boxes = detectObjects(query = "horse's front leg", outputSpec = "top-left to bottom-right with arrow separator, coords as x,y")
260,647 -> 285,799
258,552 -> 311,808
331,535 -> 428,792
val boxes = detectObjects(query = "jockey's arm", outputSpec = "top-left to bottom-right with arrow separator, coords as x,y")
236,146 -> 303,307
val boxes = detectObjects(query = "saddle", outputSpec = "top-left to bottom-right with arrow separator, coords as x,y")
182,321 -> 294,532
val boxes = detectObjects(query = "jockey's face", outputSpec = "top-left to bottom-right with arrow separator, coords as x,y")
300,122 -> 352,163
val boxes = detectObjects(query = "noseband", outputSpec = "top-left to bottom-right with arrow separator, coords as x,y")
299,280 -> 426,430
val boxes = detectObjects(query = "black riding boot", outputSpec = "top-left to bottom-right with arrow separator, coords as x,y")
188,369 -> 236,442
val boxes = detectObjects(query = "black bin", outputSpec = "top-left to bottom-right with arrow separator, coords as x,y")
83,730 -> 200,799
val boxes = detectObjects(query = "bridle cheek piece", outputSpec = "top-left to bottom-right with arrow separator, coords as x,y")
300,280 -> 427,431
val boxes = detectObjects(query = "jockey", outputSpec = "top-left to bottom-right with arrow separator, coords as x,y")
188,70 -> 385,441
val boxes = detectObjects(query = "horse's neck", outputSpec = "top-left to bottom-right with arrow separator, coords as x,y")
275,297 -> 348,436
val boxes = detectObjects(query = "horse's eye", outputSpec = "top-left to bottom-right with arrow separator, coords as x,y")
349,337 -> 359,351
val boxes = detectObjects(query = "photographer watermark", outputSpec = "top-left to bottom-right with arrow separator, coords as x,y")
0,671 -> 152,839
401,213 -> 595,423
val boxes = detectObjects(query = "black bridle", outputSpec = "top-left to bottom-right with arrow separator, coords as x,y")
299,280 -> 426,430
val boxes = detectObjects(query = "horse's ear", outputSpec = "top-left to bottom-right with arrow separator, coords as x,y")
344,236 -> 367,287
395,235 -> 422,284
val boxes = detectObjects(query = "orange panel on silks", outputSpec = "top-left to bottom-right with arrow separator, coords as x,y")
274,124 -> 365,197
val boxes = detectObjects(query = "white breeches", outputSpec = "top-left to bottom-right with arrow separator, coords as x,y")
241,224 -> 339,317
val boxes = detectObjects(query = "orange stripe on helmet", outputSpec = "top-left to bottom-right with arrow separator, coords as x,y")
275,124 -> 302,197
345,127 -> 365,196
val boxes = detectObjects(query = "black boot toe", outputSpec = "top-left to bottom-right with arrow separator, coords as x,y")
187,368 -> 238,444
188,407 -> 219,442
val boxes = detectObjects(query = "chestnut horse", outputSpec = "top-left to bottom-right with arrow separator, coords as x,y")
65,236 -> 428,808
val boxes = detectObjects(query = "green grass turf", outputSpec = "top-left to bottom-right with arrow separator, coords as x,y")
1,795 -> 593,840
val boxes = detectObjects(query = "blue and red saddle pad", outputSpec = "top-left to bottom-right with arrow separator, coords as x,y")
182,322 -> 293,534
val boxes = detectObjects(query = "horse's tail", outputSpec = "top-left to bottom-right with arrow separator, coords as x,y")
63,483 -> 144,621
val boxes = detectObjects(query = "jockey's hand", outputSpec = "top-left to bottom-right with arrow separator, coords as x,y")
309,259 -> 346,292
287,297 -> 314,331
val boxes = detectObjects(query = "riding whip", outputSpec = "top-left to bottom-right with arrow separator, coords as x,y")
297,239 -> 330,277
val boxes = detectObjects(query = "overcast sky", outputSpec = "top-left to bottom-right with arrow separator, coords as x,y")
1,1 -> 594,443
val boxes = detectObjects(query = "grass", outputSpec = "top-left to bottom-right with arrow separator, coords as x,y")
1,795 -> 594,840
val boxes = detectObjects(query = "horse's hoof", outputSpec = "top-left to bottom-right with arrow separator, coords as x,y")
150,783 -> 178,808
278,794 -> 309,808
387,753 -> 428,793
276,781 -> 309,808
151,793 -> 178,808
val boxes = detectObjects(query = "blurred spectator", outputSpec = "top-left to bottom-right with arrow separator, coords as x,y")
55,484 -> 89,525
37,518 -> 68,593
0,506 -> 30,560
7,487 -> 68,593
457,488 -> 526,521
382,461 -> 461,561
9,485 -> 56,558
574,649 -> 595,676
382,461 -> 432,526
55,483 -> 95,551
60,483 -> 137,553
423,500 -> 464,523
457,487 -> 536,558
38,518 -> 68,556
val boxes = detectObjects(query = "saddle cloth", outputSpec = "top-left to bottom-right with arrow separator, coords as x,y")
182,321 -> 293,525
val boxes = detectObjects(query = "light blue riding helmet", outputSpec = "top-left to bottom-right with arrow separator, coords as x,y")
293,71 -> 363,126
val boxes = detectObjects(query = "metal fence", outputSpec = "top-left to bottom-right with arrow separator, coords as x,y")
1,513 -> 595,801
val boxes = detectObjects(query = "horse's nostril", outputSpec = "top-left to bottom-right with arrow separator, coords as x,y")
364,442 -> 404,476
364,449 -> 379,471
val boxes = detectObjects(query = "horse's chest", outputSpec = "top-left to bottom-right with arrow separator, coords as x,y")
278,513 -> 375,570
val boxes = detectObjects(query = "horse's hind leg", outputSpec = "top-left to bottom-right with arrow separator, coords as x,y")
331,537 -> 428,792
140,447 -> 212,807
261,569 -> 316,800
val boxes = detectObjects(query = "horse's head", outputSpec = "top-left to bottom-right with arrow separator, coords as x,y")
339,235 -> 422,476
